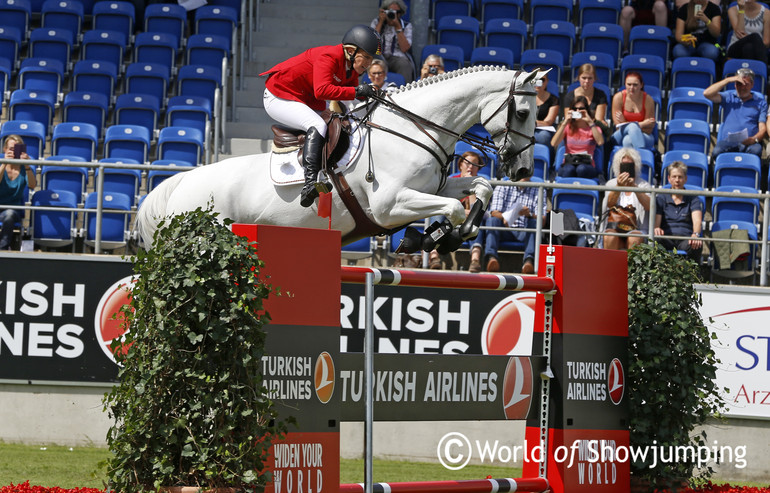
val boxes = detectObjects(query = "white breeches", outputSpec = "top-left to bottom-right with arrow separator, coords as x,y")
263,88 -> 328,137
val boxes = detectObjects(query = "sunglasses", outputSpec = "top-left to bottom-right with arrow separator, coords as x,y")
573,107 -> 587,110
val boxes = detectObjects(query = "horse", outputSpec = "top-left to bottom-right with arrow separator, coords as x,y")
136,66 -> 543,251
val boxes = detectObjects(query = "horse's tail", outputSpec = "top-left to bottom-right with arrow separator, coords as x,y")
136,172 -> 186,248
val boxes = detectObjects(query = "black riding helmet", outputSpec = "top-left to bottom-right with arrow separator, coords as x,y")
342,25 -> 382,57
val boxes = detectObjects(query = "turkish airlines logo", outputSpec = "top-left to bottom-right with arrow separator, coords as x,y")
314,351 -> 335,404
608,358 -> 625,405
481,293 -> 536,356
94,276 -> 136,364
502,356 -> 533,419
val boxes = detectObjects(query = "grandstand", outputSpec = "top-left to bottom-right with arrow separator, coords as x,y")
0,0 -> 768,284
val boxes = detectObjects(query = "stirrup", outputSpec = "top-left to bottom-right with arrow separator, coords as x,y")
314,170 -> 332,194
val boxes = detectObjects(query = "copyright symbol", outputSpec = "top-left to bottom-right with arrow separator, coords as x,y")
437,432 -> 472,470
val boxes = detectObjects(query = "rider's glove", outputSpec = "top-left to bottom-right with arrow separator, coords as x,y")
355,83 -> 381,101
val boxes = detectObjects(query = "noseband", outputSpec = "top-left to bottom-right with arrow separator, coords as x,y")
481,70 -> 537,162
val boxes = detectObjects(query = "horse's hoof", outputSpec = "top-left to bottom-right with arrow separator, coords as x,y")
395,227 -> 423,254
436,230 -> 463,254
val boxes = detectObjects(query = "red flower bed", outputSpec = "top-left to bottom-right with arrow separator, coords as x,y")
0,482 -> 104,493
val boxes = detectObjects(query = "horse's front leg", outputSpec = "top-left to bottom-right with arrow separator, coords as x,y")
437,176 -> 494,241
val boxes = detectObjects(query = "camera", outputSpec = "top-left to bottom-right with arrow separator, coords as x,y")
428,66 -> 438,75
619,161 -> 636,177
385,9 -> 397,19
13,143 -> 26,159
535,79 -> 543,87
571,110 -> 582,119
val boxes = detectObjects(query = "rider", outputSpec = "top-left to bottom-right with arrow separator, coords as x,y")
261,25 -> 384,207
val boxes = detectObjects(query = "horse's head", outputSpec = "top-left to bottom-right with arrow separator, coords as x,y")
484,69 -> 546,181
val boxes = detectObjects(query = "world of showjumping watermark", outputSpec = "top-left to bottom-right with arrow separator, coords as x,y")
436,432 -> 748,471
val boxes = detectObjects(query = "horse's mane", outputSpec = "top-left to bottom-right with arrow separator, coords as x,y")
391,65 -> 511,95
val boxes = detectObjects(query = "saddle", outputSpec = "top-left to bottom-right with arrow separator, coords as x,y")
270,107 -> 387,243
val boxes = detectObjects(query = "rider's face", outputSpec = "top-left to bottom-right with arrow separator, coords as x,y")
352,52 -> 374,75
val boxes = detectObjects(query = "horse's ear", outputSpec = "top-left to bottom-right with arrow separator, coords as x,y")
522,68 -> 550,86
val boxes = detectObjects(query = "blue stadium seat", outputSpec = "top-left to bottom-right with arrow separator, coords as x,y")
420,44 -> 464,72
713,153 -> 762,190
484,18 -> 526,65
671,57 -> 715,89
709,220 -> 758,272
629,25 -> 671,63
52,122 -> 98,162
521,49 -> 563,86
570,52 -> 614,88
722,58 -> 767,95
166,95 -> 211,135
480,0 -> 523,25
9,89 -> 56,136
533,143 -> 550,181
31,189 -> 79,250
41,0 -> 83,45
158,126 -> 204,166
41,163 -> 89,201
470,46 -> 513,68
580,23 -> 624,69
664,119 -> 710,154
83,191 -> 132,250
620,54 -> 665,91
96,162 -> 143,206
712,186 -> 760,224
62,91 -> 109,140
104,124 -> 151,163
29,27 -> 73,69
0,26 -> 22,71
125,62 -> 171,108
147,159 -> 194,191
578,0 -> 622,27
436,16 -> 480,62
432,0 -> 473,25
194,5 -> 237,50
552,178 -> 600,221
72,59 -> 119,106
0,58 -> 9,107
0,0 -> 31,42
91,1 -> 134,45
144,3 -> 186,49
660,150 -> 709,188
81,29 -> 125,69
667,87 -> 713,125
186,33 -> 230,79
532,20 -> 575,66
134,32 -> 178,75
18,58 -> 65,98
114,93 -> 161,140
177,64 -> 222,109
530,0 -> 572,24
0,120 -> 46,159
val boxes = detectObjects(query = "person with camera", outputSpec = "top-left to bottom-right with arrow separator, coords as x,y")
673,0 -> 722,61
371,0 -> 414,83
601,148 -> 651,251
610,71 -> 656,150
551,96 -> 605,180
261,25 -> 382,208
420,54 -> 445,79
1,135 -> 35,251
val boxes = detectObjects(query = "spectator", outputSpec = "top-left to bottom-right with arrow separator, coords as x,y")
420,54 -> 445,79
726,0 -> 770,64
371,0 -> 414,83
563,63 -> 608,124
534,69 -> 560,149
429,151 -> 481,269
1,135 -> 35,251
654,161 -> 703,262
610,71 -> 656,150
469,177 -> 546,274
601,148 -> 651,251
673,0 -> 722,62
704,68 -> 767,159
619,0 -> 669,53
367,59 -> 398,92
552,95 -> 605,180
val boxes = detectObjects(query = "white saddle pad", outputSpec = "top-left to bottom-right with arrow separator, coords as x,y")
269,124 -> 364,187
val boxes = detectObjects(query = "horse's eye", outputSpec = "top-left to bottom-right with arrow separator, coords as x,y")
516,109 -> 529,121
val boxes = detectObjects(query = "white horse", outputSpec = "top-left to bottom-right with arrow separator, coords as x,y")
137,66 -> 543,250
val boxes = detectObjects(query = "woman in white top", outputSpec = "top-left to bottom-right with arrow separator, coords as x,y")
727,0 -> 770,63
601,148 -> 651,251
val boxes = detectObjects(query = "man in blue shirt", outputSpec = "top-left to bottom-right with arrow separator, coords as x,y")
704,68 -> 767,158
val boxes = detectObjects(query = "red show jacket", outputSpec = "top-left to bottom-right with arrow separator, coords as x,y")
261,44 -> 359,111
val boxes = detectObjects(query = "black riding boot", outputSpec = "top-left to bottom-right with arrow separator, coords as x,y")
299,127 -> 331,208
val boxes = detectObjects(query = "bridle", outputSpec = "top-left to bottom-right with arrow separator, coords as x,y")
350,69 -> 537,189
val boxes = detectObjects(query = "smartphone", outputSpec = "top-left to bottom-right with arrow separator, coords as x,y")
694,4 -> 702,14
620,161 -> 635,177
571,110 -> 582,119
13,143 -> 26,159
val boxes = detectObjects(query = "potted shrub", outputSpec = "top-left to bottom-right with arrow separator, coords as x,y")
627,243 -> 725,492
102,207 -> 288,493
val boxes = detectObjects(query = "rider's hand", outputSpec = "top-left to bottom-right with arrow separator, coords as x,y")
355,83 -> 381,101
